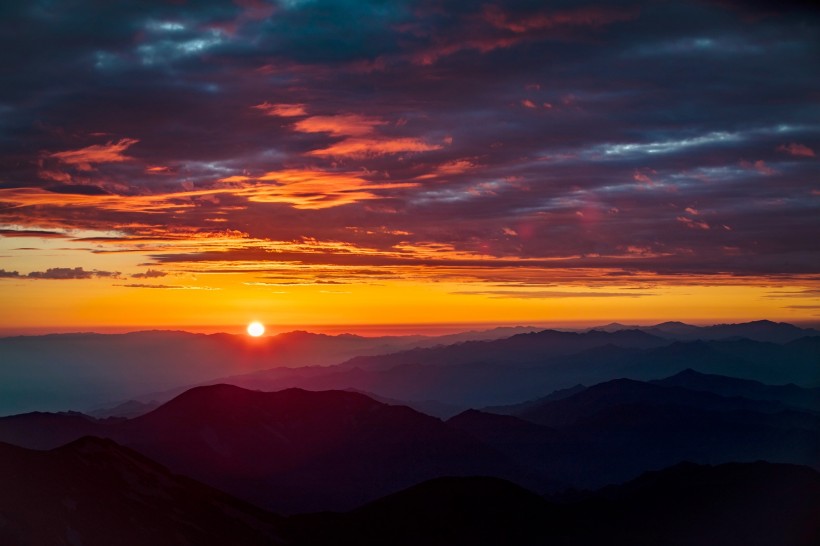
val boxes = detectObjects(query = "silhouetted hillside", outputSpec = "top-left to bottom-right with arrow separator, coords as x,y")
654,369 -> 820,412
287,462 -> 820,546
286,476 -> 555,546
0,385 -> 527,513
647,320 -> 820,343
454,377 -> 820,488
213,332 -> 818,409
0,437 -> 284,546
594,319 -> 820,344
0,328 -> 546,415
516,378 -> 789,426
341,328 -> 669,370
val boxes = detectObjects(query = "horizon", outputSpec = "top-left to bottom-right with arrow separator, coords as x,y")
2,317 -> 818,338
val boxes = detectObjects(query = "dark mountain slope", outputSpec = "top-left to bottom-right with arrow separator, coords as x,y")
340,328 -> 669,370
654,368 -> 820,412
515,378 -> 790,427
0,385 -> 527,513
0,437 -> 285,546
286,462 -> 820,546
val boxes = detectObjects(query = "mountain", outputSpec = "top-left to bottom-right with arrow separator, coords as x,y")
288,462 -> 820,546
0,385 -> 527,513
3,323 -> 815,417
0,437 -> 284,546
618,337 -> 820,386
453,377 -> 820,488
514,378 -> 790,427
591,319 -> 820,343
206,334 -> 818,410
340,328 -> 670,370
654,369 -> 820,412
481,384 -> 588,415
286,476 -> 555,546
0,327 -> 549,416
573,461 -> 820,546
88,399 -> 160,418
647,320 -> 820,343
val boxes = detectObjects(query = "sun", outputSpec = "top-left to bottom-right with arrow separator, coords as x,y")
246,321 -> 265,337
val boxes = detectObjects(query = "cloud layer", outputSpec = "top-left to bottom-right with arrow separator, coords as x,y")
0,0 -> 818,306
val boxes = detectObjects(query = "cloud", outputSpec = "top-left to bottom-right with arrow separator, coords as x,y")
294,114 -> 386,137
285,113 -> 441,157
131,269 -> 167,279
306,137 -> 443,157
48,139 -> 139,171
676,216 -> 710,230
484,5 -> 639,33
0,0 -> 817,293
220,168 -> 418,208
0,269 -> 21,278
740,159 -> 777,175
252,102 -> 308,117
117,284 -> 219,290
25,267 -> 120,279
0,229 -> 68,238
777,143 -> 815,157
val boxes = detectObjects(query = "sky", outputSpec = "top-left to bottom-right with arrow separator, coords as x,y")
0,0 -> 818,334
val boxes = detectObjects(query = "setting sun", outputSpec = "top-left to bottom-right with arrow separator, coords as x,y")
247,321 -> 265,337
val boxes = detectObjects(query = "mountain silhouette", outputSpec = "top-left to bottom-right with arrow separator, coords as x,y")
204,332 -> 818,410
0,327 -> 550,416
514,378 -> 790,427
647,319 -> 820,343
340,328 -> 669,370
593,319 -> 820,343
288,462 -> 820,546
0,385 -> 527,513
286,476 -> 555,546
452,377 -> 820,488
0,436 -> 284,546
654,368 -> 820,412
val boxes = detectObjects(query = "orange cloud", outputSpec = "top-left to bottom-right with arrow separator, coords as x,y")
415,159 -> 477,180
38,169 -> 73,183
49,138 -> 139,171
252,102 -> 307,117
1,166 -> 416,216
294,114 -> 386,136
245,169 -> 418,208
307,137 -> 442,158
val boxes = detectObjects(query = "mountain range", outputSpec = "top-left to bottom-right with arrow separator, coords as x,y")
0,385 -> 533,513
2,439 -> 817,546
2,320 -> 816,416
1,372 -> 817,509
0,437 -> 284,546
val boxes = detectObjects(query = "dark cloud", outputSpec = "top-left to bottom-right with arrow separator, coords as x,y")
25,267 -> 120,280
117,283 -> 219,290
0,0 -> 817,282
131,268 -> 167,279
0,229 -> 67,238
